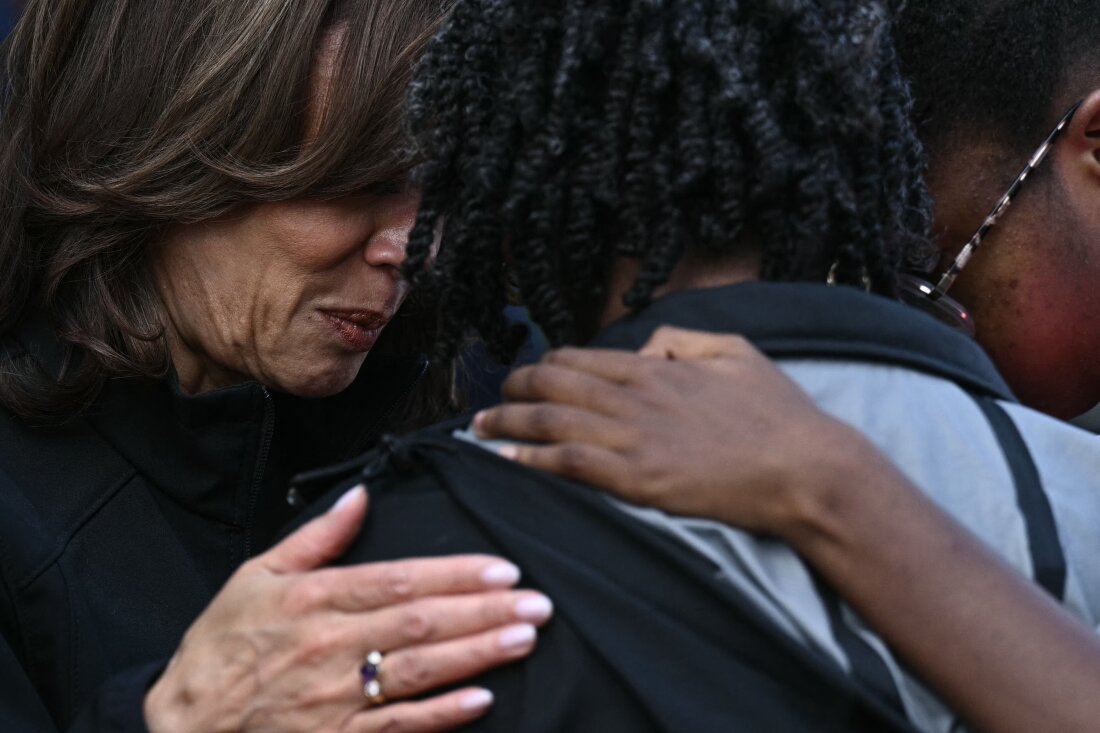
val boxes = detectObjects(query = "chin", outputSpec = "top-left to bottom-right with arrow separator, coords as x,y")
274,355 -> 368,399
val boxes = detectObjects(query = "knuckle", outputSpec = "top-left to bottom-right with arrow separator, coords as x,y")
714,334 -> 750,357
380,565 -> 415,601
526,367 -> 557,397
296,626 -> 342,666
477,407 -> 501,432
503,365 -> 534,391
727,333 -> 750,350
527,406 -> 557,436
512,445 -> 536,465
377,713 -> 407,733
389,649 -> 432,691
557,445 -> 590,475
284,577 -> 328,612
544,347 -> 576,365
397,607 -> 436,644
652,325 -> 681,342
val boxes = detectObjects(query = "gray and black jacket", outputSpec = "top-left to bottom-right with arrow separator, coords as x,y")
293,282 -> 1100,732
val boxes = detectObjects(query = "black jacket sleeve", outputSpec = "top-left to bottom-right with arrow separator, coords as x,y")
0,632 -> 162,733
0,631 -> 57,731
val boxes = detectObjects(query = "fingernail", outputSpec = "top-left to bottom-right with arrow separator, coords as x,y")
498,623 -> 537,650
460,688 -> 494,711
481,562 -> 521,587
497,444 -> 518,460
515,594 -> 554,623
330,485 -> 364,513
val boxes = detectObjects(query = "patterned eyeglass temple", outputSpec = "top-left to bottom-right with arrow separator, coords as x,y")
930,100 -> 1085,301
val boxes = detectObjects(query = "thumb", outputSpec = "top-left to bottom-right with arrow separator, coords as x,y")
260,484 -> 369,574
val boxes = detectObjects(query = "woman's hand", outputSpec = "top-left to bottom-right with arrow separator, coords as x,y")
473,326 -> 863,537
144,486 -> 552,733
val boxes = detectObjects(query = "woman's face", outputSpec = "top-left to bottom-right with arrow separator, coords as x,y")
152,189 -> 421,396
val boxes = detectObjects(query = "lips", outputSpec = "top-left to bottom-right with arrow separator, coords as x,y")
320,310 -> 390,353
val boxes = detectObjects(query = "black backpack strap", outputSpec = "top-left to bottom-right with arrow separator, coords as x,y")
811,574 -> 907,717
971,396 -> 1066,601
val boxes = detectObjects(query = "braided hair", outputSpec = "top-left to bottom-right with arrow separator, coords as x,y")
405,0 -> 933,362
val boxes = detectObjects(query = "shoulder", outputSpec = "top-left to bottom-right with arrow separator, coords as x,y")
0,405 -> 137,583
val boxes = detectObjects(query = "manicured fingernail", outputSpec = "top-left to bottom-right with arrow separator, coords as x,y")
481,562 -> 521,587
515,594 -> 554,623
498,623 -> 537,650
460,688 -> 494,711
330,485 -> 364,513
497,444 -> 518,460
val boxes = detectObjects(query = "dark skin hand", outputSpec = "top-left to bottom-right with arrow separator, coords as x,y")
474,326 -> 1100,733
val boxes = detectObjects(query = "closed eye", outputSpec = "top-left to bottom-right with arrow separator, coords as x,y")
366,176 -> 410,197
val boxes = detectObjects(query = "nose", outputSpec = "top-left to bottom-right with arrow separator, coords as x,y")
362,228 -> 408,271
363,191 -> 419,271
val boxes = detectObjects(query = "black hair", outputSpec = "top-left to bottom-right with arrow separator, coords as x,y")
405,0 -> 933,362
897,1 -> 1100,156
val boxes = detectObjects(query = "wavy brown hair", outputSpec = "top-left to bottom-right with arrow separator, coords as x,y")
0,0 -> 455,422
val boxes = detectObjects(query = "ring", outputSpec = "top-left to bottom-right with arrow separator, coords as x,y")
360,650 -> 387,706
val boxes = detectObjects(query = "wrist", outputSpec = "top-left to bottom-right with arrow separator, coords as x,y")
767,417 -> 891,552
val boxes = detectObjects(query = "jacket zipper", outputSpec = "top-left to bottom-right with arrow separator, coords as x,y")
243,386 -> 275,560
284,357 -> 430,508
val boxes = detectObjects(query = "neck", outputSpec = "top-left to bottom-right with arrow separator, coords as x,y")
163,323 -> 248,395
597,251 -> 762,330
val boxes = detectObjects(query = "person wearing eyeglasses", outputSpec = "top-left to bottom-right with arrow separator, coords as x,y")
471,3 -> 1100,732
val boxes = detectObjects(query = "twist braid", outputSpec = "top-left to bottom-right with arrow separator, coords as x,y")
406,0 -> 933,362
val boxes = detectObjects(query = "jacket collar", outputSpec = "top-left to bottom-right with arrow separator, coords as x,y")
591,282 -> 1015,401
10,315 -> 426,527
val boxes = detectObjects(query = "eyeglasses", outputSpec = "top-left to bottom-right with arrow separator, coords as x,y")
900,100 -> 1084,336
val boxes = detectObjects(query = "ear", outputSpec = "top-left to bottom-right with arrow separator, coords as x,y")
1060,89 -> 1100,177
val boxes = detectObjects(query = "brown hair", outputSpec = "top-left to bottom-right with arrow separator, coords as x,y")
0,0 -> 454,422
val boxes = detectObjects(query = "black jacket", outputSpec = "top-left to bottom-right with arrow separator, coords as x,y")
286,282 -> 1018,732
0,319 -> 426,731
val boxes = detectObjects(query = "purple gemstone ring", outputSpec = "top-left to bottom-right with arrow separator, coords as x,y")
360,650 -> 387,706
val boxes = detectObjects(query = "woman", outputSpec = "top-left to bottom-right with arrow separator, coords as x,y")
0,2 -> 552,731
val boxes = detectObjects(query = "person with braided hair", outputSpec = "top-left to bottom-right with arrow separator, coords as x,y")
468,2 -> 1100,731
291,0 -> 1100,730
401,0 -> 933,362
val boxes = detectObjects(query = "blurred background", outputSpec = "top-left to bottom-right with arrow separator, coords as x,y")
1,1 -> 22,38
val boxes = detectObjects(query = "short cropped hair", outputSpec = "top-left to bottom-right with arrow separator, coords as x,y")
897,0 -> 1100,155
